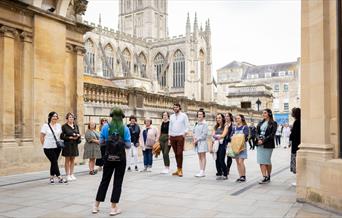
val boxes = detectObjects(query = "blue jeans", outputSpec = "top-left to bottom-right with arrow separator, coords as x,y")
143,149 -> 153,167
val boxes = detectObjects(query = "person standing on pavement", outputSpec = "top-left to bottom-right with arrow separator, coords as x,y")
289,108 -> 301,176
213,113 -> 229,180
230,114 -> 249,182
159,112 -> 171,174
248,123 -> 257,150
93,107 -> 131,216
83,121 -> 102,175
275,124 -> 282,148
139,118 -> 158,172
95,118 -> 108,172
60,112 -> 81,182
40,112 -> 67,184
169,103 -> 189,177
282,123 -> 291,149
193,109 -> 209,177
225,113 -> 234,178
256,109 -> 277,184
126,115 -> 140,172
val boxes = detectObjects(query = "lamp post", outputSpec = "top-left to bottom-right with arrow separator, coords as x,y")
256,98 -> 262,111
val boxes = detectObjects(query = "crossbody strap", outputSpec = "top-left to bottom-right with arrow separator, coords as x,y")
48,124 -> 58,143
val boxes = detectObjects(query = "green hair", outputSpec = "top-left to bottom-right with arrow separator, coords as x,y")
109,118 -> 125,138
109,107 -> 125,138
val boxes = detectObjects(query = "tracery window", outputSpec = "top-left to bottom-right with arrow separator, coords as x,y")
154,53 -> 166,87
172,50 -> 185,88
123,48 -> 131,76
85,39 -> 95,75
103,45 -> 114,78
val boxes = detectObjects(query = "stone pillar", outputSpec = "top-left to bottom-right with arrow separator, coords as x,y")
297,0 -> 341,211
20,31 -> 34,145
75,46 -> 86,134
0,26 -> 18,147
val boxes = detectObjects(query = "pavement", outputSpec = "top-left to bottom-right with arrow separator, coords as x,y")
0,147 -> 341,218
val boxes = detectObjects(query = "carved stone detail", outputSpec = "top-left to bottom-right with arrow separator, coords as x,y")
20,31 -> 33,43
74,45 -> 86,55
0,25 -> 18,38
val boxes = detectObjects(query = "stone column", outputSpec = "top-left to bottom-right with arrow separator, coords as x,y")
0,26 -> 18,147
74,46 -> 86,134
20,31 -> 34,146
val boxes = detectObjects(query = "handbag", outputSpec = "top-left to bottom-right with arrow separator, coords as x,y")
48,124 -> 65,149
227,127 -> 246,157
152,142 -> 161,158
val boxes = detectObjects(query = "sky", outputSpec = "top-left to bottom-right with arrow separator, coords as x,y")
84,0 -> 300,73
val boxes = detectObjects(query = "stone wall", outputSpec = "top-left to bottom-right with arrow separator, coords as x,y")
297,0 -> 342,212
0,0 -> 91,176
83,76 -> 263,140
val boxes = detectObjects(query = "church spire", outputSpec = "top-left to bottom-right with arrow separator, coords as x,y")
193,12 -> 198,40
186,12 -> 191,34
194,12 -> 198,32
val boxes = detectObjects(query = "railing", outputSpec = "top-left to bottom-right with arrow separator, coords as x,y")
83,82 -> 262,122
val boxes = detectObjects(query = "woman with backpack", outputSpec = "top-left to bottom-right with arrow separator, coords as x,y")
229,114 -> 249,182
93,107 -> 131,216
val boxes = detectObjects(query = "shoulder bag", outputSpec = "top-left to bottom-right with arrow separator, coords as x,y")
48,124 -> 65,149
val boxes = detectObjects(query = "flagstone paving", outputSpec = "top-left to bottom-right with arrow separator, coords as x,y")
0,148 -> 340,218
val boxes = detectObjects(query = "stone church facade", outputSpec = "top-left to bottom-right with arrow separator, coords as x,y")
83,0 -> 214,102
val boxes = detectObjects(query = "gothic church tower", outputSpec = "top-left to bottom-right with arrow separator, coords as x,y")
119,0 -> 168,40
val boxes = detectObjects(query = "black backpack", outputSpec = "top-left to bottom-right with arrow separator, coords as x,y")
106,129 -> 126,162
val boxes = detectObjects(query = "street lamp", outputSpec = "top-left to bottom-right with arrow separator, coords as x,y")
256,98 -> 262,111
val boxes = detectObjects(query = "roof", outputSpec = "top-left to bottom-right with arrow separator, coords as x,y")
242,61 -> 298,80
217,61 -> 254,71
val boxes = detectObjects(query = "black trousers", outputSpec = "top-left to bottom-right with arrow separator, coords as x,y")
215,144 -> 227,177
96,160 -> 126,203
227,156 -> 233,175
44,148 -> 61,177
95,146 -> 106,167
249,137 -> 256,150
275,136 -> 281,146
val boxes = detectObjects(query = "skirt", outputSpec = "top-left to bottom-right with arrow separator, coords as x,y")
290,153 -> 297,174
83,142 -> 102,159
62,143 -> 79,157
257,146 -> 273,164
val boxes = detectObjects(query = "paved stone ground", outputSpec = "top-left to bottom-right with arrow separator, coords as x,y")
0,147 -> 341,218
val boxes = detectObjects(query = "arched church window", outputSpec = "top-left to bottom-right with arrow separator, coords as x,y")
173,50 -> 185,88
154,53 -> 166,87
103,44 -> 114,78
139,52 -> 147,78
85,39 -> 95,75
123,48 -> 131,76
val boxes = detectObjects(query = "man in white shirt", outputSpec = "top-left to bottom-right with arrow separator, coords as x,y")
168,103 -> 189,177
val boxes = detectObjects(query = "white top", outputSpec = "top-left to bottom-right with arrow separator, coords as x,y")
282,126 -> 291,138
168,111 -> 189,137
40,123 -> 62,149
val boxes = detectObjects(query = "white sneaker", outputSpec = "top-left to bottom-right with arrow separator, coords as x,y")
291,182 -> 297,187
161,168 -> 169,174
195,172 -> 205,177
70,174 -> 77,181
92,206 -> 99,214
67,175 -> 72,181
147,168 -> 152,172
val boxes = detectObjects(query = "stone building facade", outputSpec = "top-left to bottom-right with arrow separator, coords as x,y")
83,0 -> 214,102
297,0 -> 342,212
217,59 -> 301,124
0,0 -> 91,175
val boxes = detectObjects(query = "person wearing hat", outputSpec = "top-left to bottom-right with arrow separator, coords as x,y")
93,107 -> 131,216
